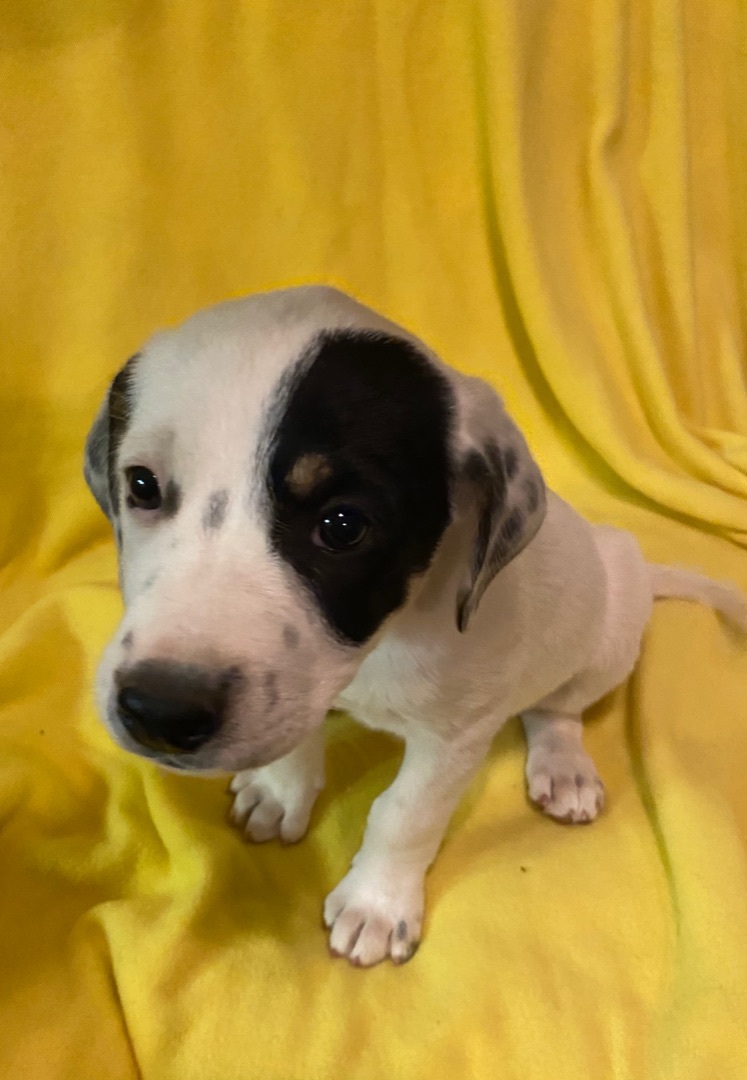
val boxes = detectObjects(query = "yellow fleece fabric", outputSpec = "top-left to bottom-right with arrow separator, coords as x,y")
1,2 -> 746,1077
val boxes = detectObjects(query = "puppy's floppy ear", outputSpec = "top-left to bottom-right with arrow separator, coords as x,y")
83,355 -> 139,522
452,374 -> 547,631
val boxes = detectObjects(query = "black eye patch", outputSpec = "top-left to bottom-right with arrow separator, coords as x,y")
264,330 -> 454,644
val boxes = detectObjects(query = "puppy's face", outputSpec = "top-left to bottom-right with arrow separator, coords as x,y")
86,287 -> 545,774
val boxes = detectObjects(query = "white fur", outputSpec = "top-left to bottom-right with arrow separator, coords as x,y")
93,286 -> 746,968
649,564 -> 747,631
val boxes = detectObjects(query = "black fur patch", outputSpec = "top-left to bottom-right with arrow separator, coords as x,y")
524,478 -> 541,514
282,625 -> 300,648
203,489 -> 229,530
265,330 -> 453,645
263,671 -> 279,709
462,448 -> 507,588
456,433 -> 547,632
161,479 -> 182,518
503,444 -> 519,480
84,354 -> 140,520
499,507 -> 523,546
107,355 -> 140,515
85,422 -> 107,476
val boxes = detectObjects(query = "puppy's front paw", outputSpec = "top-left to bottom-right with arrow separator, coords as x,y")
526,746 -> 605,824
323,864 -> 424,967
229,761 -> 323,844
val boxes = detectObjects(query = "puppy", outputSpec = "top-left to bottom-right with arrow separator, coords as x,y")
84,286 -> 746,967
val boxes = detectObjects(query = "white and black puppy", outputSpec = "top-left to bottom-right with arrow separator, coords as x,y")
84,286 -> 745,967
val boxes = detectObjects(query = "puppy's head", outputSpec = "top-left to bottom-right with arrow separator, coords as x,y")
85,287 -> 545,773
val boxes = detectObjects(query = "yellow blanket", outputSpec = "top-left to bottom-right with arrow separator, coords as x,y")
1,2 -> 746,1077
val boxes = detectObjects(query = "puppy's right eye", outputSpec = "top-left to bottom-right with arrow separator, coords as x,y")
125,466 -> 162,511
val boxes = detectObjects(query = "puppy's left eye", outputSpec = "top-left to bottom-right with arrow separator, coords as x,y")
125,466 -> 162,511
314,505 -> 370,552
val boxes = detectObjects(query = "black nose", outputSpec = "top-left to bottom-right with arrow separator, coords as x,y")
117,687 -> 219,752
115,661 -> 242,754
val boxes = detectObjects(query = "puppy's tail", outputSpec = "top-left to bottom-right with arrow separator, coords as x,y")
648,563 -> 747,633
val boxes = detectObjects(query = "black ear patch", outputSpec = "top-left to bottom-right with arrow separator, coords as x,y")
107,358 -> 138,514
84,354 -> 139,522
461,445 -> 507,596
456,433 -> 546,632
265,330 -> 454,645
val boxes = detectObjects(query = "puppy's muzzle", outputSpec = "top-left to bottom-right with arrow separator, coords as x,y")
115,660 -> 243,755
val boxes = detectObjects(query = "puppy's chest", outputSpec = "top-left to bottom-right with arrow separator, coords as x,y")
333,639 -> 443,737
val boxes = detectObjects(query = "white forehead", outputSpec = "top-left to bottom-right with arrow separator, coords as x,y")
140,286 -> 414,404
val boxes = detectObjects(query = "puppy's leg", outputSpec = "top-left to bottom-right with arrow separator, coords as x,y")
522,710 -> 604,824
324,728 -> 492,968
229,727 -> 326,843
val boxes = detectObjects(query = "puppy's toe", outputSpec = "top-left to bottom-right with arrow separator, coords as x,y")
229,768 -> 317,843
527,767 -> 553,809
324,865 -> 423,968
244,791 -> 286,842
527,750 -> 604,824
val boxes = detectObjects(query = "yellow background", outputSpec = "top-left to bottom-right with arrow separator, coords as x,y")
1,2 -> 746,1077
